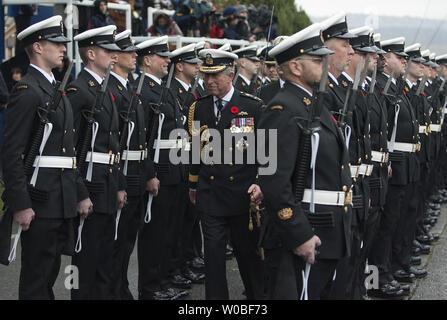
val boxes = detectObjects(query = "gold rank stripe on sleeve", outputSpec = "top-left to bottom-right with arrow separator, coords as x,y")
270,105 -> 283,111
66,87 -> 77,92
16,85 -> 28,90
189,174 -> 199,183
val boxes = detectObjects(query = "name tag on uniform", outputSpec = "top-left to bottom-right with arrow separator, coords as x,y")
230,117 -> 254,133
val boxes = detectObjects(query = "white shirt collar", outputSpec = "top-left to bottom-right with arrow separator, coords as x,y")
213,86 -> 235,116
382,72 -> 397,85
342,71 -> 354,83
30,64 -> 56,84
239,74 -> 251,86
175,77 -> 190,91
279,78 -> 285,88
328,72 -> 339,86
290,81 -> 313,97
84,67 -> 104,85
428,79 -> 433,84
406,78 -> 414,89
145,72 -> 162,85
110,71 -> 128,89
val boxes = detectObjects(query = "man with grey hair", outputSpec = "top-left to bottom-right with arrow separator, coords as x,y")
188,49 -> 264,300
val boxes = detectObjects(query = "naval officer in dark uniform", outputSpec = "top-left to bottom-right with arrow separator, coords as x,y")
67,25 -> 127,300
258,22 -> 353,300
136,36 -> 190,300
233,45 -> 260,96
2,16 -> 92,299
188,48 -> 265,300
107,30 -> 146,300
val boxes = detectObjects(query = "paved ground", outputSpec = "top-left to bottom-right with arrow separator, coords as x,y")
0,205 -> 446,300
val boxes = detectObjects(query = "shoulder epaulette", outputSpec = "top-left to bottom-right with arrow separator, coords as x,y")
66,87 -> 77,92
16,84 -> 28,90
241,92 -> 262,102
188,101 -> 197,136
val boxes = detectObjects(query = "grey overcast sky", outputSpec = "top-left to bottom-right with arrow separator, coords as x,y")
295,0 -> 447,19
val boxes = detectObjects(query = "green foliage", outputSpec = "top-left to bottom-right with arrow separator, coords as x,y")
212,0 -> 312,36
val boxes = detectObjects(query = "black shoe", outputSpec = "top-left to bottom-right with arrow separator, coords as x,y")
427,208 -> 441,216
368,284 -> 405,300
142,290 -> 175,300
170,274 -> 192,289
390,280 -> 410,294
428,202 -> 441,210
225,245 -> 234,260
410,256 -> 422,266
165,288 -> 189,300
406,266 -> 428,279
414,240 -> 431,255
417,234 -> 434,245
188,257 -> 205,271
412,246 -> 421,256
182,267 -> 205,284
393,269 -> 415,283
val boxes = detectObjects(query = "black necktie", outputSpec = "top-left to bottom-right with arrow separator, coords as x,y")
216,98 -> 224,124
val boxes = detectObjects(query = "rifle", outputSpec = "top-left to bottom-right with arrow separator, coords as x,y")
119,67 -> 146,175
396,59 -> 412,96
293,54 -> 329,202
416,76 -> 428,96
256,6 -> 275,96
24,61 -> 74,176
338,57 -> 364,127
369,65 -> 378,95
144,64 -> 175,223
382,71 -> 395,96
77,63 -> 113,177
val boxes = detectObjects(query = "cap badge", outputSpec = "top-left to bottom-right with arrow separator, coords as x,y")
206,54 -> 213,65
60,21 -> 64,34
112,30 -> 116,42
320,31 -> 324,43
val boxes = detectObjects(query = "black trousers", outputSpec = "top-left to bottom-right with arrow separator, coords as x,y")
167,182 -> 190,276
71,212 -> 115,300
19,217 -> 74,300
392,181 -> 419,272
369,184 -> 406,284
200,212 -> 264,300
137,184 -> 180,298
112,195 -> 144,300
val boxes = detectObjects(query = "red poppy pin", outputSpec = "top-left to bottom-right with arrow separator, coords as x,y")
231,106 -> 239,114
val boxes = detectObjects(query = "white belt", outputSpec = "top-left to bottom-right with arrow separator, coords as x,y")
350,166 -> 360,178
33,156 -> 76,169
419,125 -> 428,134
121,149 -> 147,161
430,124 -> 441,132
388,141 -> 420,153
153,139 -> 191,151
302,189 -> 353,207
371,151 -> 389,163
85,151 -> 118,165
359,164 -> 374,176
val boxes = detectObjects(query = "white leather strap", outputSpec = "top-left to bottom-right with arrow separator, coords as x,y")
32,156 -> 76,169
302,189 -> 353,206
86,122 -> 99,182
388,141 -> 420,153
121,149 -> 147,161
85,151 -> 117,165
8,225 -> 22,263
123,121 -> 135,176
30,123 -> 53,187
371,151 -> 388,163
430,124 -> 441,132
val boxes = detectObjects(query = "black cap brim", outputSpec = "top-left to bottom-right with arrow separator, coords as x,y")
355,46 -> 378,54
335,32 -> 357,39
183,57 -> 202,64
248,56 -> 260,62
308,47 -> 334,56
372,45 -> 386,55
99,43 -> 122,51
155,51 -> 171,57
395,51 -> 409,58
120,45 -> 140,52
48,35 -> 70,44
410,57 -> 426,63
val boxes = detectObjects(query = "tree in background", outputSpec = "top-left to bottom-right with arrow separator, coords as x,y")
212,0 -> 311,36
